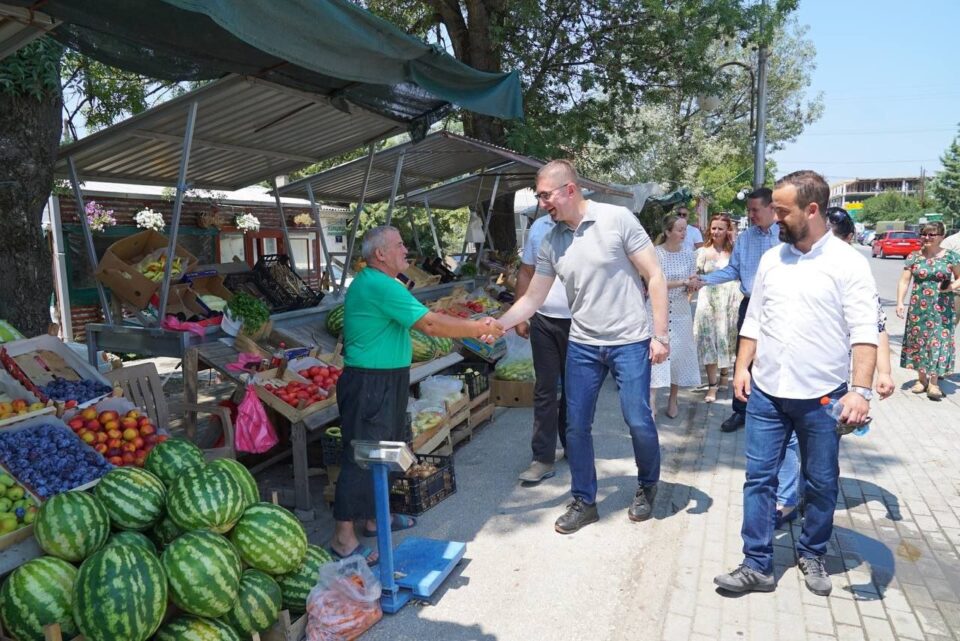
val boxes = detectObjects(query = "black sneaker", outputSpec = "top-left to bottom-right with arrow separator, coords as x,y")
628,483 -> 658,522
720,412 -> 745,433
714,564 -> 776,593
797,556 -> 832,596
555,498 -> 599,534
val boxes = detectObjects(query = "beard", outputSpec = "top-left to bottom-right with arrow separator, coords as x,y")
779,221 -> 808,245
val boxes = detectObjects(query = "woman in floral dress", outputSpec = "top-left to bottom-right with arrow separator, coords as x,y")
896,221 -> 960,400
692,214 -> 742,402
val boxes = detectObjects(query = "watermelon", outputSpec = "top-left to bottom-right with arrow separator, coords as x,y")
73,544 -> 167,641
34,490 -> 110,562
150,512 -> 183,549
229,502 -> 307,575
104,530 -> 157,556
434,336 -> 454,355
275,544 -> 334,613
166,464 -> 245,533
219,569 -> 282,635
95,466 -> 166,530
0,556 -> 78,641
154,616 -> 241,641
145,437 -> 205,487
162,531 -> 241,618
208,458 -> 259,508
325,304 -> 345,336
410,328 -> 437,362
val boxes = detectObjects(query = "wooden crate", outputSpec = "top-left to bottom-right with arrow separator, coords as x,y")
253,367 -> 336,424
260,609 -> 308,641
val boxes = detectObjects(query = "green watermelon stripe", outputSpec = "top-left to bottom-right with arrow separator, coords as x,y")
0,557 -> 79,640
162,532 -> 240,618
96,468 -> 165,530
276,545 -> 334,612
35,492 -> 110,562
167,466 -> 244,533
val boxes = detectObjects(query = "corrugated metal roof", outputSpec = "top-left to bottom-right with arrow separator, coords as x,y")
0,4 -> 59,60
55,74 -> 406,191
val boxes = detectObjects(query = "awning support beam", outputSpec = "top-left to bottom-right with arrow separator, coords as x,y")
341,143 -> 377,291
424,201 -> 443,258
475,174 -> 501,271
271,177 -> 294,268
305,183 -> 336,293
385,149 -> 406,226
66,156 -> 113,325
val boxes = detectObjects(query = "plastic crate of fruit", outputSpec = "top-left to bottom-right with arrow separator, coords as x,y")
254,254 -> 323,312
389,455 -> 456,516
320,426 -> 342,467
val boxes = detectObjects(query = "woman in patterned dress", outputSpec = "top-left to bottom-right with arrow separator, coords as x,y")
692,214 -> 742,402
649,214 -> 700,418
896,221 -> 960,400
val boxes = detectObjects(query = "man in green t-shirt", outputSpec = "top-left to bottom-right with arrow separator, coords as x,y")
330,225 -> 502,564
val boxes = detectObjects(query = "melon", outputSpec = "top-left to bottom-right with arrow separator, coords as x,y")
72,543 -> 167,641
95,466 -> 165,530
150,512 -> 183,549
410,328 -> 437,362
162,531 -> 241,618
219,569 -> 282,635
34,490 -> 110,562
229,502 -> 307,575
208,458 -> 259,508
144,437 -> 205,487
275,544 -> 334,613
154,616 -> 241,641
325,304 -> 345,336
0,556 -> 78,641
166,464 -> 245,533
104,530 -> 157,556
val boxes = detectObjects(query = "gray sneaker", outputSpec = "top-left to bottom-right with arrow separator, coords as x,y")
714,564 -> 775,593
518,461 -> 555,483
797,556 -> 832,596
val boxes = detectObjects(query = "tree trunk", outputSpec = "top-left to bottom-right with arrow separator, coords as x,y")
0,84 -> 63,336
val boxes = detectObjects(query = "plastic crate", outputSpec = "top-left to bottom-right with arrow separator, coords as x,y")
223,272 -> 287,313
455,366 -> 489,400
389,455 -> 456,516
320,430 -> 342,467
254,255 -> 323,312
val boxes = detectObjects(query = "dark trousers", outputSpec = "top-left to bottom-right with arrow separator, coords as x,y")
333,366 -> 409,522
530,313 -> 570,463
732,296 -> 750,416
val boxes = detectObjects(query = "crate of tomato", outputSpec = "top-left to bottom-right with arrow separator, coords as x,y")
253,358 -> 342,423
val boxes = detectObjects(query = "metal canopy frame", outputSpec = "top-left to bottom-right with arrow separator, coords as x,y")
0,3 -> 59,61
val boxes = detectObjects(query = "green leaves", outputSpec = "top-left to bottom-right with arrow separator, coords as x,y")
932,130 -> 960,217
0,37 -> 62,99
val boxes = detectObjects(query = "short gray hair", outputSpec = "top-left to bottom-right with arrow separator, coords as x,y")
361,225 -> 399,261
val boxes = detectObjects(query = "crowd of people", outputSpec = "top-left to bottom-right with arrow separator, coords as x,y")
330,160 -> 958,597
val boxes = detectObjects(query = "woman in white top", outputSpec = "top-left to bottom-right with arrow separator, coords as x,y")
649,214 -> 701,418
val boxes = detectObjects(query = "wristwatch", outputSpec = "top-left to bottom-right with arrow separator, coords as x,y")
850,385 -> 874,401
652,335 -> 670,345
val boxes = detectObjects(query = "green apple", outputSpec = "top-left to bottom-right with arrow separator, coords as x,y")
23,506 -> 37,524
0,514 -> 17,535
5,486 -> 24,501
0,474 -> 14,488
11,499 -> 26,510
0,498 -> 11,512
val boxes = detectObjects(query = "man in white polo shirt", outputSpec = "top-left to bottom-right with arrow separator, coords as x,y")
714,170 -> 878,597
515,212 -> 573,483
495,160 -> 669,534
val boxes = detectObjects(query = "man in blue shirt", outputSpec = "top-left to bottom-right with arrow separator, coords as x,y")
691,188 -> 779,432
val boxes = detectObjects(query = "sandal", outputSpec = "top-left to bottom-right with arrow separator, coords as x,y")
361,514 -> 416,538
910,381 -> 927,394
665,402 -> 679,419
927,384 -> 943,401
705,380 -> 719,403
718,371 -> 729,389
329,543 -> 378,566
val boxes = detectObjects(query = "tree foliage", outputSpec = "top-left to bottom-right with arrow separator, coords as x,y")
857,191 -> 941,226
932,128 -> 960,217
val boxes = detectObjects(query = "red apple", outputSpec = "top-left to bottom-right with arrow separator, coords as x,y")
139,423 -> 156,437
80,408 -> 97,420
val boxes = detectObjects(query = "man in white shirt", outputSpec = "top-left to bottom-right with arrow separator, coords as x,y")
714,170 -> 878,597
677,205 -> 704,251
515,213 -> 573,483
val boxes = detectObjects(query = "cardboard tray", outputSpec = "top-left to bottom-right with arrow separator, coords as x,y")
1,335 -> 112,408
253,367 -> 336,424
0,370 -> 55,428
490,378 -> 535,407
95,229 -> 199,309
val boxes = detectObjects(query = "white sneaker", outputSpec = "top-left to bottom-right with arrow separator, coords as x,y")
518,461 -> 555,483
555,448 -> 565,463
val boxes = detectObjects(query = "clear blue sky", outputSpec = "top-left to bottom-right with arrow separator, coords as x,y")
771,0 -> 960,184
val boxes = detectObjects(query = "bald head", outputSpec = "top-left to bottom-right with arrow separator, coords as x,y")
536,160 -> 580,188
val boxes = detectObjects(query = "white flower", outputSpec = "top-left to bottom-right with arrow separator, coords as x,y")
134,207 -> 166,232
235,213 -> 261,233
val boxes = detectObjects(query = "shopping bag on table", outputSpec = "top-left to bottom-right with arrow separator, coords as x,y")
306,556 -> 382,641
234,385 -> 278,453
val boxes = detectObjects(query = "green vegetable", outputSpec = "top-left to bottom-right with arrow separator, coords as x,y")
494,359 -> 535,381
227,293 -> 270,334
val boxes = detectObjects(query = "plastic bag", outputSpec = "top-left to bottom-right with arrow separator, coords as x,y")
419,375 -> 464,405
306,556 -> 382,641
234,385 -> 279,454
408,399 -> 446,436
494,331 -> 535,381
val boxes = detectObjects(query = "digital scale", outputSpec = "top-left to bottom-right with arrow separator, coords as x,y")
352,440 -> 467,613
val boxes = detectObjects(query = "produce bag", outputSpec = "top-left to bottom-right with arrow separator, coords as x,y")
306,556 -> 382,641
494,331 -> 536,381
419,375 -> 464,405
234,385 -> 278,454
408,398 -> 446,436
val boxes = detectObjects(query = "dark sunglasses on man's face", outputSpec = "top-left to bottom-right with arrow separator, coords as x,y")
676,211 -> 689,217
920,233 -> 942,238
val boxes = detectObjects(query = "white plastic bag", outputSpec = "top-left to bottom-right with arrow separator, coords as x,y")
408,398 -> 446,436
306,556 -> 382,641
419,375 -> 464,405
494,331 -> 535,381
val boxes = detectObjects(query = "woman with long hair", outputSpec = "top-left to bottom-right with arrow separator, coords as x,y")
649,214 -> 700,418
692,214 -> 742,402
896,220 -> 960,400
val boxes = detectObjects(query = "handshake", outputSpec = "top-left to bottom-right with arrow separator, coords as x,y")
685,275 -> 707,292
476,317 -> 505,344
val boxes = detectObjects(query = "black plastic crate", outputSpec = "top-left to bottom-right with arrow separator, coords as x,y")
254,254 -> 323,312
320,429 -> 342,467
389,455 -> 456,516
223,272 -> 287,313
444,363 -> 491,400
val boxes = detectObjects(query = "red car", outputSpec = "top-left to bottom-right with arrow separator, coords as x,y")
871,231 -> 921,259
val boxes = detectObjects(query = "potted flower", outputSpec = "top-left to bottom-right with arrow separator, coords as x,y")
85,201 -> 116,232
235,212 -> 261,233
134,207 -> 165,232
292,212 -> 314,228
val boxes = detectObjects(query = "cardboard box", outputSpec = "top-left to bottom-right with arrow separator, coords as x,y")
490,378 -> 534,407
95,230 -> 198,309
182,271 -> 234,315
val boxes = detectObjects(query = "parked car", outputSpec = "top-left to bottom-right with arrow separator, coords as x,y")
871,230 -> 921,259
859,230 -> 876,246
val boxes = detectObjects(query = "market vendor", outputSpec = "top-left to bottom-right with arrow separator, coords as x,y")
330,225 -> 503,564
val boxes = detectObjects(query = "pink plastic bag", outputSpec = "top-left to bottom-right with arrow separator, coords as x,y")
234,385 -> 278,454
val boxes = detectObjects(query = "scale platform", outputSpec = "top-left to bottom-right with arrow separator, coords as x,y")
392,536 -> 466,597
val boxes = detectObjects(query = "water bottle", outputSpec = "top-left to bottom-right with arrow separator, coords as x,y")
820,397 -> 870,436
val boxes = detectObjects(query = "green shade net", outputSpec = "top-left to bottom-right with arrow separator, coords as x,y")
8,0 -> 522,134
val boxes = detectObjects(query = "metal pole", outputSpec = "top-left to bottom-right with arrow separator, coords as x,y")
424,200 -> 442,257
305,183 -> 336,293
66,157 -> 113,325
48,195 -> 73,340
475,174 -> 501,271
385,150 -> 406,226
271,178 -> 294,264
341,144 -> 376,291
752,6 -> 769,189
405,197 -> 422,255
458,174 -> 486,269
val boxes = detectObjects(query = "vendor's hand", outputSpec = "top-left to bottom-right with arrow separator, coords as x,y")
876,373 -> 895,400
838,391 -> 870,426
477,317 -> 504,343
686,275 -> 703,291
516,320 -> 530,339
733,367 -> 751,403
649,340 -> 669,365
896,302 -> 906,319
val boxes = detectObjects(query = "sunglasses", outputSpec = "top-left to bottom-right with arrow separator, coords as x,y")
920,233 -> 943,238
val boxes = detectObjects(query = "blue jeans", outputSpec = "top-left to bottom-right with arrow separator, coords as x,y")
777,434 -> 804,508
741,384 -> 844,575
565,340 -> 660,504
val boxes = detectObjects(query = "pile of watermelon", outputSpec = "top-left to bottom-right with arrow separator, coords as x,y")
411,329 -> 455,363
0,438 -> 335,641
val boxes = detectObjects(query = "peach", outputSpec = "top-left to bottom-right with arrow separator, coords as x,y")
107,429 -> 122,440
80,408 -> 97,420
132,436 -> 144,449
122,442 -> 137,453
121,452 -> 135,464
98,410 -> 119,423
139,423 -> 156,437
108,456 -> 123,466
120,417 -> 138,430
107,438 -> 123,450
96,432 -> 108,444
84,419 -> 101,431
122,428 -> 138,441
94,443 -> 108,454
68,418 -> 85,431
80,432 -> 96,444
125,410 -> 140,419
103,420 -> 120,432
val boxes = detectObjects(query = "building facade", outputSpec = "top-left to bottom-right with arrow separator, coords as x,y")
829,176 -> 925,208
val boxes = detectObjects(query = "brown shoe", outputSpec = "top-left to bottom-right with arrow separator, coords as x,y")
910,381 -> 927,394
927,384 -> 943,401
